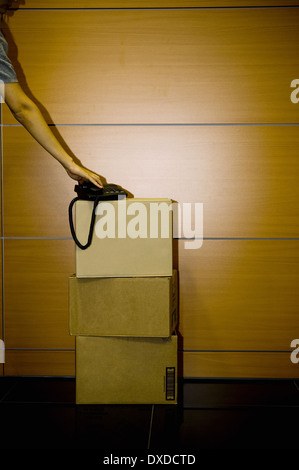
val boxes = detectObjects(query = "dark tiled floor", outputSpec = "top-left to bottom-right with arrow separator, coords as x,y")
0,377 -> 299,450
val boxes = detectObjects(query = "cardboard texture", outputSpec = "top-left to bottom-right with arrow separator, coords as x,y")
75,335 -> 178,404
69,270 -> 178,337
74,198 -> 173,278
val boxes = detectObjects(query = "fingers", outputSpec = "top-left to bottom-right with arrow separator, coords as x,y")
65,162 -> 103,188
86,172 -> 103,188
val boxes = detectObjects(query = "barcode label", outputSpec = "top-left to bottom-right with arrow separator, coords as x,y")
165,367 -> 176,400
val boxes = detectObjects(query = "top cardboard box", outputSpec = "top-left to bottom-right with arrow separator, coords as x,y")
74,198 -> 173,278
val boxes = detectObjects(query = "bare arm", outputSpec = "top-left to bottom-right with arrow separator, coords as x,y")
4,82 -> 103,187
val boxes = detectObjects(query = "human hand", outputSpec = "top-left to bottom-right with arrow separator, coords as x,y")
0,1 -> 9,13
66,163 -> 103,188
0,1 -> 15,14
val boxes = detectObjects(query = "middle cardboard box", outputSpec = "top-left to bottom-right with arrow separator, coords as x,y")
69,270 -> 178,337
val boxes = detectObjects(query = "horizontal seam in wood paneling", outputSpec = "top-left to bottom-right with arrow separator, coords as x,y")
1,237 -> 299,240
4,348 -> 293,352
0,237 -> 73,239
182,350 -> 293,353
5,348 -> 75,351
8,6 -> 299,11
2,123 -> 299,127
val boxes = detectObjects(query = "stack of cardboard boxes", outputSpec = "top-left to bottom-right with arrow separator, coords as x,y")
69,198 -> 178,404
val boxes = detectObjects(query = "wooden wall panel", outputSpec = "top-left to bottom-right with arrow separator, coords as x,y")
2,126 -> 75,238
4,239 -> 75,349
0,104 -> 3,376
5,350 -> 298,378
0,230 -> 2,376
4,350 -> 75,376
15,1 -> 299,9
178,240 -> 299,351
2,8 -> 299,125
3,125 -> 299,238
183,352 -> 299,379
0,227 -> 2,376
1,4 -> 299,378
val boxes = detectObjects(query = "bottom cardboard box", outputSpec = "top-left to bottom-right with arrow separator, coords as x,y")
76,335 -> 177,404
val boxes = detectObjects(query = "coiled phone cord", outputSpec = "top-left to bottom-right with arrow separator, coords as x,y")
68,196 -> 101,250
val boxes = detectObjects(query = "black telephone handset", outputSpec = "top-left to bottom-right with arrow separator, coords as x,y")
68,182 -> 128,250
74,182 -> 127,201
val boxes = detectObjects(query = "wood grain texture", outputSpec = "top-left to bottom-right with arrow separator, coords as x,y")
0,236 -> 2,355
2,125 -> 76,238
1,4 -> 299,377
0,121 -> 2,362
3,239 -> 75,349
3,125 -> 299,238
183,351 -> 299,378
14,1 -> 299,8
3,350 -> 298,378
178,239 -> 299,351
2,8 -> 299,124
4,350 -> 75,376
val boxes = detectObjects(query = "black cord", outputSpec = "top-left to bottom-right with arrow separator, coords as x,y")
68,196 -> 100,250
